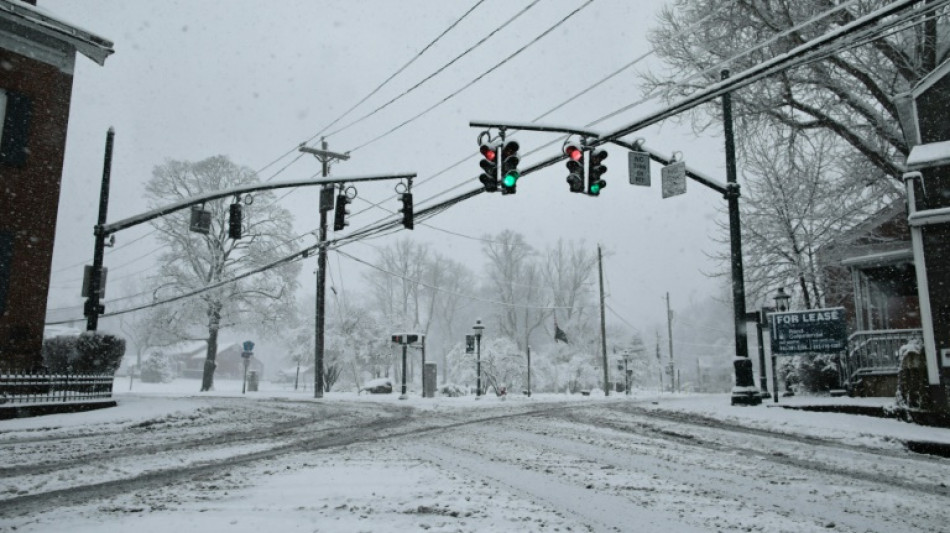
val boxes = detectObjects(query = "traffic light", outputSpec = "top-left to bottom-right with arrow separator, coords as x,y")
500,140 -> 520,195
228,203 -> 242,239
479,142 -> 499,192
400,192 -> 414,230
333,193 -> 350,231
587,148 -> 608,196
564,141 -> 584,193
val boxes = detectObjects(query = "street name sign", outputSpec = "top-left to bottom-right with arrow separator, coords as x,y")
661,161 -> 687,198
769,307 -> 847,354
628,151 -> 651,186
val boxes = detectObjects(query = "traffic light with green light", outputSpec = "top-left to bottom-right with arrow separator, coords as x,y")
500,140 -> 520,195
587,148 -> 607,196
479,142 -> 499,193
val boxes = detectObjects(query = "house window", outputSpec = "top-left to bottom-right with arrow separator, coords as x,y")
0,89 -> 32,166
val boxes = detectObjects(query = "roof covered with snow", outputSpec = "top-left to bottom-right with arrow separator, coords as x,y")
906,140 -> 950,170
0,0 -> 114,65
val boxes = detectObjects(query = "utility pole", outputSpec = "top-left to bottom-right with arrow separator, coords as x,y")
666,292 -> 674,393
598,244 -> 609,396
300,138 -> 350,399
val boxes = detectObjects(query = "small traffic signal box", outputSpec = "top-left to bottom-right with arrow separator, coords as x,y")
228,203 -> 242,239
400,192 -> 414,230
333,193 -> 351,231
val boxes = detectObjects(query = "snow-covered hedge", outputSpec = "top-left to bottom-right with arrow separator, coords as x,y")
41,332 -> 126,375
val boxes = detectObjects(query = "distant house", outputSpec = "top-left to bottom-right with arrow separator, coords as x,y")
0,0 -> 113,371
149,341 -> 264,380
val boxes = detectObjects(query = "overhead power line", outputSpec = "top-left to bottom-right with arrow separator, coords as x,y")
347,0 -> 596,153
325,0 -> 540,140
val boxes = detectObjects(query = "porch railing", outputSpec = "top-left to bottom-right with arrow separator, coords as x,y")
844,329 -> 922,380
0,370 -> 114,405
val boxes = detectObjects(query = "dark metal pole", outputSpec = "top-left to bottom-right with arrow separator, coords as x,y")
756,310 -> 769,395
400,343 -> 408,399
722,69 -> 749,360
476,333 -> 482,397
421,336 -> 427,398
526,344 -> 531,397
85,127 -> 115,331
722,69 -> 758,406
598,244 -> 609,396
772,352 -> 780,403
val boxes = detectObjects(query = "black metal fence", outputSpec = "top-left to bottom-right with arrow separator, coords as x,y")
0,370 -> 114,404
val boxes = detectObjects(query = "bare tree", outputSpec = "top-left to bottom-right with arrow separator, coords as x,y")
145,156 -> 300,391
422,254 -> 476,382
711,129 -> 890,308
643,0 -> 949,182
542,239 -> 599,343
364,237 -> 430,332
482,230 -> 546,353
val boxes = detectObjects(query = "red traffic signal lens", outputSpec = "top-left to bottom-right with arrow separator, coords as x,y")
565,145 -> 582,161
480,144 -> 496,161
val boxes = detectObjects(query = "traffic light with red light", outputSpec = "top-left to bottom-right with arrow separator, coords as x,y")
228,203 -> 242,239
500,140 -> 520,195
587,148 -> 608,196
564,141 -> 584,193
333,193 -> 350,231
479,142 -> 499,192
400,192 -> 414,230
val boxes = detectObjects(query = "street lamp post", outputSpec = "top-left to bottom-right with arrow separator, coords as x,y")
473,319 -> 485,398
772,288 -> 791,403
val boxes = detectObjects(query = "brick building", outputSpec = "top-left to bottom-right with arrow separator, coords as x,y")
0,0 -> 113,370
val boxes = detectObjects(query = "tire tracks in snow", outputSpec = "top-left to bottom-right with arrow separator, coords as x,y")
547,405 -> 950,498
0,401 -> 592,518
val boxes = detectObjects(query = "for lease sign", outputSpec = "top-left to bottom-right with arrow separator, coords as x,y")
769,307 -> 847,354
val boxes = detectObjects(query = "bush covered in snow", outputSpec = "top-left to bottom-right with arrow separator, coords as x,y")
438,383 -> 466,397
41,335 -> 78,373
41,332 -> 126,375
140,352 -> 176,383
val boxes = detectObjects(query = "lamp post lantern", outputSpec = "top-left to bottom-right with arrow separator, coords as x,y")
774,287 -> 791,312
473,319 -> 485,398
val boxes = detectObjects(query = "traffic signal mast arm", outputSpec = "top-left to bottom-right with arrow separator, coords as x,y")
101,174 -> 415,236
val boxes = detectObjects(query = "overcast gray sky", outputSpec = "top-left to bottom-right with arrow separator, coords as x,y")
44,0 -> 733,337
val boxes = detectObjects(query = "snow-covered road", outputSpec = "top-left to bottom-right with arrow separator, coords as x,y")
2,391 -> 949,532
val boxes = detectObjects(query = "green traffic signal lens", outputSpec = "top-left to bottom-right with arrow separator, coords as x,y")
590,183 -> 601,194
503,171 -> 519,187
